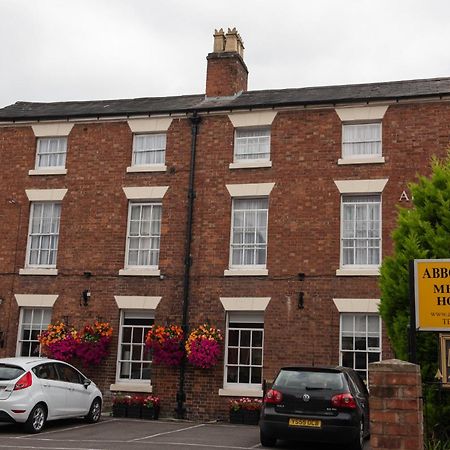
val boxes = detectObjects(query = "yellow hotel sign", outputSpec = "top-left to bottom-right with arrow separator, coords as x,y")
414,259 -> 450,331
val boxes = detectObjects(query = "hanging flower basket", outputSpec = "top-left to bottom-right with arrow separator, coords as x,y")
74,321 -> 113,367
38,322 -> 79,362
38,320 -> 113,367
185,324 -> 223,369
145,325 -> 184,367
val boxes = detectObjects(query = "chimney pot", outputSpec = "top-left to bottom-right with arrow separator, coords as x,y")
213,28 -> 225,53
224,28 -> 239,53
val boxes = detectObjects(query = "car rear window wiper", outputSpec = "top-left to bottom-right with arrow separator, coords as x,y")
305,386 -> 330,390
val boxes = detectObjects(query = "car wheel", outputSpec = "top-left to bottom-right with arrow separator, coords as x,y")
260,430 -> 277,447
24,403 -> 47,434
350,419 -> 364,450
85,397 -> 102,423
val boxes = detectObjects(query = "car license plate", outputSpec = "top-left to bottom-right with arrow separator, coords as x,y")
288,418 -> 321,428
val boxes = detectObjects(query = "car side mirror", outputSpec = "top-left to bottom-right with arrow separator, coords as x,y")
83,378 -> 91,389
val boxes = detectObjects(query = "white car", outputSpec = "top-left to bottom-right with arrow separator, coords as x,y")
0,357 -> 102,433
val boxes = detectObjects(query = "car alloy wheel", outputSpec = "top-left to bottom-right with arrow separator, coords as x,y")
260,430 -> 277,447
86,398 -> 102,423
25,404 -> 47,433
351,419 -> 364,450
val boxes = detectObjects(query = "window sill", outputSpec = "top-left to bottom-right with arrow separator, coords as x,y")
229,161 -> 272,170
126,164 -> 167,173
337,156 -> 385,165
219,388 -> 263,397
119,268 -> 161,277
110,383 -> 152,393
28,168 -> 67,176
336,267 -> 380,276
224,268 -> 268,277
19,268 -> 58,276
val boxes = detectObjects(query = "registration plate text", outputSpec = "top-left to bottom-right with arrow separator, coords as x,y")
288,418 -> 321,428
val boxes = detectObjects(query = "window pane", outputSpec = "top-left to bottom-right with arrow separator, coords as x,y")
234,128 -> 270,161
341,196 -> 381,266
230,198 -> 269,268
118,313 -> 154,381
226,316 -> 264,388
18,308 -> 52,357
132,133 -> 166,166
340,314 -> 381,381
251,367 -> 262,384
27,202 -> 61,267
239,366 -> 250,383
342,123 -> 381,158
37,137 -> 67,168
126,203 -> 162,268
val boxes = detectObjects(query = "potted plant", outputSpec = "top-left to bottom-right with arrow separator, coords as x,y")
141,394 -> 160,420
127,395 -> 143,418
145,325 -> 184,366
229,397 -> 262,425
112,394 -> 130,418
185,324 -> 223,369
240,397 -> 262,425
229,398 -> 244,424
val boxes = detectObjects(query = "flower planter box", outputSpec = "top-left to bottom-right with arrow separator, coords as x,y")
230,409 -> 260,425
112,404 -> 127,418
229,409 -> 244,424
141,407 -> 160,420
127,405 -> 142,419
243,409 -> 260,425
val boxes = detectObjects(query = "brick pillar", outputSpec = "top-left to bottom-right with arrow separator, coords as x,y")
369,359 -> 423,450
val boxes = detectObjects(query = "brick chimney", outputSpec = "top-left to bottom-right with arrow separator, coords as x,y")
206,28 -> 248,98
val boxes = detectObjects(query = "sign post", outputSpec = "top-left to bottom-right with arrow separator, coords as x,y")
409,260 -> 417,363
440,334 -> 450,387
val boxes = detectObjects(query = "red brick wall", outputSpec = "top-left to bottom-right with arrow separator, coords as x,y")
0,101 -> 449,419
206,53 -> 248,97
369,359 -> 424,450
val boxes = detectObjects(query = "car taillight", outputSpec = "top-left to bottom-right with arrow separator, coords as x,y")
14,372 -> 32,391
331,392 -> 356,409
264,389 -> 283,404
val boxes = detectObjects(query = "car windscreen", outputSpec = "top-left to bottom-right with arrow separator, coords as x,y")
0,364 -> 25,380
274,369 -> 345,390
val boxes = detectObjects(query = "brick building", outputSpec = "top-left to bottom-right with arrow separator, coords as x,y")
1,28 -> 450,420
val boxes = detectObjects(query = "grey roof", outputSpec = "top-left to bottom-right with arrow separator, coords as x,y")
1,77 -> 450,121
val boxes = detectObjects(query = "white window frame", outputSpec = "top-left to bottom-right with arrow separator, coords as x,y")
233,127 -> 271,163
131,133 -> 166,168
116,310 -> 154,384
229,197 -> 269,271
124,201 -> 162,270
16,307 -> 52,357
35,136 -> 68,170
223,312 -> 264,391
340,194 -> 382,270
339,313 -> 382,382
25,202 -> 61,269
341,122 -> 382,160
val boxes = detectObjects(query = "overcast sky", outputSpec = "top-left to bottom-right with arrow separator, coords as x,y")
1,0 -> 450,108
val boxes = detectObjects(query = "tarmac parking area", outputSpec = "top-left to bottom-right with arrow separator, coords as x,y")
0,417 -> 370,450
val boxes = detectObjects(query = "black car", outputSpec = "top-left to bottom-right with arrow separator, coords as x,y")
259,366 -> 369,449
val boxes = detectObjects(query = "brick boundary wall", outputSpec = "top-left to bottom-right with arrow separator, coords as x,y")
369,359 -> 423,450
